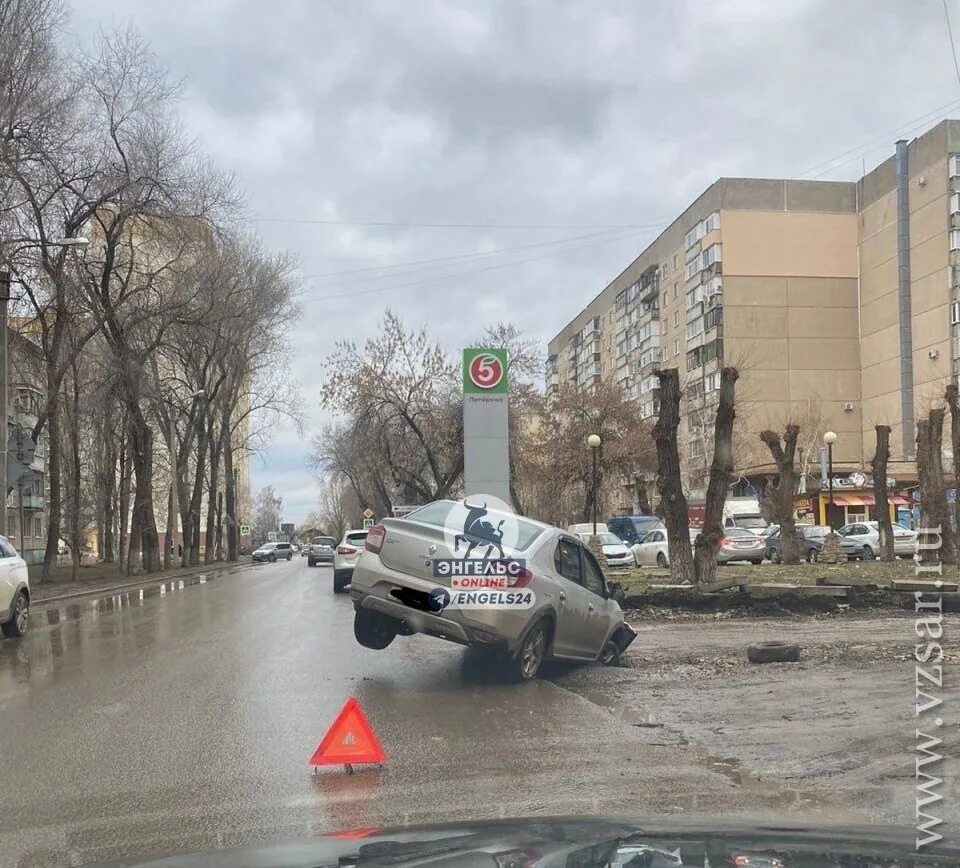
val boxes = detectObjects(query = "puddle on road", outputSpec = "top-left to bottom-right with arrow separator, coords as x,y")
40,572 -> 220,626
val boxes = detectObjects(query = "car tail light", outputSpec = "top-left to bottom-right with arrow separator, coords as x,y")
506,567 -> 533,588
365,525 -> 386,554
337,544 -> 358,555
730,857 -> 750,866
721,537 -> 731,546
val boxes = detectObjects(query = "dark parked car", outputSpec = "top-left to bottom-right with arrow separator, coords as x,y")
608,514 -> 663,545
764,524 -> 859,562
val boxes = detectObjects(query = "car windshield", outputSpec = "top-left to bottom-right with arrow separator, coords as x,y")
4,4 -> 949,865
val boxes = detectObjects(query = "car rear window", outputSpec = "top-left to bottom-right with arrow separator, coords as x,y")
405,501 -> 545,551
346,531 -> 368,546
313,537 -> 335,546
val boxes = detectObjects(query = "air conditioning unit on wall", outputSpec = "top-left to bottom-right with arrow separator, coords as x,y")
843,402 -> 855,412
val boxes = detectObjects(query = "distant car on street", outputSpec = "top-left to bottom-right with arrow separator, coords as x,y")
333,529 -> 369,592
837,520 -> 918,559
350,500 -> 636,680
307,535 -> 337,567
252,541 -> 293,563
764,524 -> 858,562
565,522 -> 609,536
607,514 -> 663,545
0,536 -> 30,639
717,528 -> 765,565
575,531 -> 634,568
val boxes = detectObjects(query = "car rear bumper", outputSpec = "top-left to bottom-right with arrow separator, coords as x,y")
718,549 -> 763,562
350,559 -> 535,653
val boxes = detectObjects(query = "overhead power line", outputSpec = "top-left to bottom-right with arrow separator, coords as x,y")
944,0 -> 960,88
252,215 -> 666,230
305,228 -> 655,301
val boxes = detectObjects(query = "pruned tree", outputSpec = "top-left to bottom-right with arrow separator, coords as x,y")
693,367 -> 739,584
870,424 -> 895,562
759,423 -> 801,564
318,475 -> 349,541
252,485 -> 281,546
653,368 -> 694,583
945,384 -> 960,533
916,408 -> 958,565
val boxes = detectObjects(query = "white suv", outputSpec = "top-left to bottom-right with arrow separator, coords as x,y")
0,536 -> 30,638
333,529 -> 369,593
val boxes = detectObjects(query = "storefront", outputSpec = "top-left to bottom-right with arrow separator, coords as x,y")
794,491 -> 912,528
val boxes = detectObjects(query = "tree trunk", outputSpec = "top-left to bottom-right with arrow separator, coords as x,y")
694,367 -> 739,584
68,374 -> 82,582
759,424 -> 801,564
870,424 -> 895,562
164,485 -> 174,570
128,410 -> 161,573
634,476 -> 652,514
224,438 -> 238,562
215,490 -> 223,560
102,420 -> 117,563
118,431 -> 131,567
916,409 -> 957,565
944,384 -> 960,533
40,395 -> 62,580
653,368 -> 694,583
184,425 -> 208,567
204,421 -> 226,565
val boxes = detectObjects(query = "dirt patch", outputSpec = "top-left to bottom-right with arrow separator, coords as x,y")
554,611 -> 959,826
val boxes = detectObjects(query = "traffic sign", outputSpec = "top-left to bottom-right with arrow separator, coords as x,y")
239,524 -> 250,535
362,507 -> 374,519
309,697 -> 386,768
363,518 -> 374,529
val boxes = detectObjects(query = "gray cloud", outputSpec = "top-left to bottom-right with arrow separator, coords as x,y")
67,0 -> 960,521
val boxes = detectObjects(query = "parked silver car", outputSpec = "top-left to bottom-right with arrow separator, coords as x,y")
349,500 -> 637,681
837,520 -> 918,559
306,535 -> 336,567
575,531 -> 634,567
717,528 -> 765,564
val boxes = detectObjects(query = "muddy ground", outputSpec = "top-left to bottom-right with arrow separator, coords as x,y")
553,608 -> 960,826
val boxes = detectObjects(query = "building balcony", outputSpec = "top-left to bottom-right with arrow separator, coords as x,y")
21,494 -> 44,510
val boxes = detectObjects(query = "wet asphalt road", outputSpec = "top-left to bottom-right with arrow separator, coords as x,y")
1,558 -> 825,866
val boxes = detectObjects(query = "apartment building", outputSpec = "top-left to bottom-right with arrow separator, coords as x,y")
548,177 -> 861,490
549,118 -> 960,498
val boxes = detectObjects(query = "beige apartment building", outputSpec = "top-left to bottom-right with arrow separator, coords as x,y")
548,118 -> 960,498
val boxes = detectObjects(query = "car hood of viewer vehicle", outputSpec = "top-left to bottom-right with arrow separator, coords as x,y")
98,816 -> 958,867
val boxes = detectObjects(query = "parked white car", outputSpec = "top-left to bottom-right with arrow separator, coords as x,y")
837,520 -> 918,558
0,536 -> 30,638
333,529 -> 369,593
566,522 -> 609,536
575,531 -> 634,568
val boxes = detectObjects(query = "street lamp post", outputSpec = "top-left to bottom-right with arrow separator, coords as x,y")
0,237 -> 89,540
823,431 -> 837,530
587,434 -> 601,536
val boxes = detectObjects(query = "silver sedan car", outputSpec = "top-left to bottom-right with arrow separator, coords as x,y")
349,500 -> 636,681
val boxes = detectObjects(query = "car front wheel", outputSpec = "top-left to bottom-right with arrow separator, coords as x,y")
1,591 -> 29,638
656,552 -> 668,568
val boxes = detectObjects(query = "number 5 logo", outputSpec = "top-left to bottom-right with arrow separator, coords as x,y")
468,353 -> 504,389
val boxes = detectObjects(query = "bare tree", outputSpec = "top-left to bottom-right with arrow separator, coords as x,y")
318,475 -> 349,541
916,408 -> 957,565
869,424 -> 895,562
693,367 -> 739,584
759,424 -> 801,564
653,368 -> 694,583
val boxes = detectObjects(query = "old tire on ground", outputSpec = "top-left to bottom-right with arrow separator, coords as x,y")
656,551 -> 668,568
353,608 -> 397,650
747,641 -> 801,663
506,618 -> 551,682
1,590 -> 29,638
598,640 -> 621,667
333,569 -> 351,593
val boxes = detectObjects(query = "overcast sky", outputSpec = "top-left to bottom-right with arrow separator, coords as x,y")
68,0 -> 960,524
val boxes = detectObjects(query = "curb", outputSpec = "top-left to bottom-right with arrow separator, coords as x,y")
33,561 -> 257,607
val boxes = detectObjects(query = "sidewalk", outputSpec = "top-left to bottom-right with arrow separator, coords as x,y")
28,558 -> 250,604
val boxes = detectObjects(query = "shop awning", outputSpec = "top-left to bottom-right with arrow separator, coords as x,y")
830,493 -> 911,506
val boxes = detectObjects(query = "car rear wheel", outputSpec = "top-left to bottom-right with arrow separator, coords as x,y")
861,545 -> 875,561
507,619 -> 550,682
269,553 -> 276,563
768,549 -> 781,564
307,558 -> 316,567
333,570 -> 351,593
1,591 -> 29,639
354,609 -> 397,650
655,552 -> 668,568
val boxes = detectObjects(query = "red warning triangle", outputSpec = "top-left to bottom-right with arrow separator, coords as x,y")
310,697 -> 386,766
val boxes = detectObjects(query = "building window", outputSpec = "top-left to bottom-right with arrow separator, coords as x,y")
662,291 -> 667,310
33,516 -> 42,538
673,254 -> 679,270
673,310 -> 679,327
674,339 -> 679,357
952,229 -> 960,252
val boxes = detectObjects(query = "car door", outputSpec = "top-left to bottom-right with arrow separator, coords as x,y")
551,537 -> 592,658
578,547 -> 617,656
0,536 -> 24,617
633,530 -> 662,566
